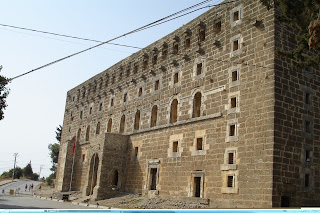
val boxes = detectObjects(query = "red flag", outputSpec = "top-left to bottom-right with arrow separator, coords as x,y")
72,137 -> 76,153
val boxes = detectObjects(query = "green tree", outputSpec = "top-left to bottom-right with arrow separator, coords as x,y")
261,0 -> 320,68
32,173 -> 39,181
48,125 -> 62,178
23,163 -> 33,179
0,73 -> 10,120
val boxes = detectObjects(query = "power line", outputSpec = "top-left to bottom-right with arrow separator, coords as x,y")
9,0 -> 234,82
0,23 -> 142,50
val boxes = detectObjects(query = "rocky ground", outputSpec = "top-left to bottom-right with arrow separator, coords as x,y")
35,186 -> 209,209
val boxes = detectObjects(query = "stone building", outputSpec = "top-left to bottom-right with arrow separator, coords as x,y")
56,0 -> 320,208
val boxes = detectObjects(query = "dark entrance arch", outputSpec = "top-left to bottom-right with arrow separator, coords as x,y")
87,153 -> 99,196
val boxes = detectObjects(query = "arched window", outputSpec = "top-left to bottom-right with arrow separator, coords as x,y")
151,105 -> 158,127
86,126 -> 90,141
192,92 -> 202,118
77,128 -> 81,142
96,122 -> 101,135
107,118 -> 112,133
170,99 -> 178,123
134,110 -> 140,130
120,115 -> 125,133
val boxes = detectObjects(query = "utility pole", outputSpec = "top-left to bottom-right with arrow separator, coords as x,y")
39,165 -> 45,181
12,153 -> 18,182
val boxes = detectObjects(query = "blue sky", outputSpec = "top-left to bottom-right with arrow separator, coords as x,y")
0,0 -> 223,178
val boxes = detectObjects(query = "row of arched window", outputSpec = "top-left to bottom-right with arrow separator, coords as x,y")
77,92 -> 202,141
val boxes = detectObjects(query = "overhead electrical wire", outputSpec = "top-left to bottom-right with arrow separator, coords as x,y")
9,0 -> 239,82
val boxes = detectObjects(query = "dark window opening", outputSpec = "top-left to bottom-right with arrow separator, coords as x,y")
123,93 -> 127,103
305,93 -> 311,105
233,11 -> 239,21
120,115 -> 125,133
89,107 -> 92,115
215,21 -> 222,33
134,110 -> 140,130
138,87 -> 143,97
82,154 -> 85,162
227,176 -> 234,187
110,98 -> 114,107
99,83 -> 102,90
126,69 -> 130,77
105,79 -> 109,87
174,73 -> 179,84
107,118 -> 112,133
197,63 -> 202,75
199,29 -> 205,42
194,177 -> 201,197
143,60 -> 148,70
153,55 -> 158,65
185,37 -> 191,48
82,91 -> 86,99
228,153 -> 234,164
170,99 -> 178,123
80,111 -> 83,119
229,124 -> 236,136
233,40 -> 239,51
96,122 -> 100,135
134,147 -> 139,157
151,105 -> 158,127
99,103 -> 102,111
232,70 -> 238,82
112,76 -> 115,84
196,138 -> 203,150
150,168 -> 157,190
305,174 -> 310,187
305,120 -> 311,133
192,92 -> 202,118
154,80 -> 160,91
173,141 -> 178,152
231,97 -> 237,108
173,43 -> 179,55
306,150 -> 311,162
72,96 -> 75,102
77,128 -> 81,142
119,72 -> 123,81
86,126 -> 90,141
112,170 -> 119,187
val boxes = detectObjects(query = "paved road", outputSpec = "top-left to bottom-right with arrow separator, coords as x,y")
0,180 -> 94,209
1,180 -> 41,196
0,195 -> 95,209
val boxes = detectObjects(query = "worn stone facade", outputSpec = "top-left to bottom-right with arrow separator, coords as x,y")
56,0 -> 320,208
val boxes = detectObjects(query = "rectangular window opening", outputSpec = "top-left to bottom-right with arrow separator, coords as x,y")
185,37 -> 191,48
231,97 -> 237,108
154,80 -> 160,91
228,153 -> 234,164
172,141 -> 178,153
150,168 -> 157,190
215,21 -> 222,33
305,120 -> 311,133
197,63 -> 202,76
229,124 -> 236,137
227,175 -> 234,187
233,11 -> 239,21
196,138 -> 203,150
162,49 -> 168,60
194,177 -> 201,197
174,73 -> 179,84
173,43 -> 179,55
232,70 -> 238,82
233,40 -> 239,51
82,154 -> 85,162
123,93 -> 127,103
134,147 -> 139,157
153,55 -> 158,65
306,150 -> 311,162
199,30 -> 205,42
134,65 -> 138,74
305,93 -> 311,105
305,174 -> 310,187
138,87 -> 143,97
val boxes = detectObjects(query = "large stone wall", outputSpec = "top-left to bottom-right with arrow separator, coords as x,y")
56,0 -> 318,208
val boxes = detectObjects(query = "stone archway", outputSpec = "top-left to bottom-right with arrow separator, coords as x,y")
87,153 -> 99,196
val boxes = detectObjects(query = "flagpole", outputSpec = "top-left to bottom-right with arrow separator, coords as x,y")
69,137 -> 76,192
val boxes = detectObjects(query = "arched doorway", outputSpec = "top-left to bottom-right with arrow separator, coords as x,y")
87,153 -> 99,196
